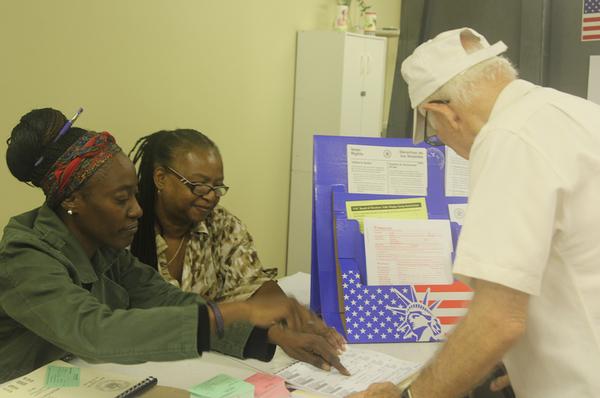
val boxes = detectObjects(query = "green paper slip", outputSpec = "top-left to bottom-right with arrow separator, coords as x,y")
189,374 -> 254,398
45,365 -> 81,387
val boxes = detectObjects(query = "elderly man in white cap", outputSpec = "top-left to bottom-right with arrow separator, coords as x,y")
349,27 -> 600,398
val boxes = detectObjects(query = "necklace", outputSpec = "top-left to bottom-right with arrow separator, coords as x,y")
166,235 -> 187,266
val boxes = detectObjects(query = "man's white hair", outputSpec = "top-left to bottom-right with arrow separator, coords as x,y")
426,54 -> 518,107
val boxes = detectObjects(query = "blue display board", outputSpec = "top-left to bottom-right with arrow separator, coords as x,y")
310,135 -> 471,343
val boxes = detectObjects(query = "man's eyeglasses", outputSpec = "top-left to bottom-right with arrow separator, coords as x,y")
424,100 -> 450,147
166,167 -> 229,197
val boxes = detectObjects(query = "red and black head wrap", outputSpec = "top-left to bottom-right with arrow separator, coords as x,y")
39,131 -> 121,206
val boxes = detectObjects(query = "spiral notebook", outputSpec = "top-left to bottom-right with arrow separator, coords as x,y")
0,360 -> 157,398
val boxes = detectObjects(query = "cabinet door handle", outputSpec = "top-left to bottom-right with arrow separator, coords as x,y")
366,54 -> 371,75
360,54 -> 365,77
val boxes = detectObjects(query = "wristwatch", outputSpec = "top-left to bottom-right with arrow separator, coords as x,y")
400,385 -> 413,398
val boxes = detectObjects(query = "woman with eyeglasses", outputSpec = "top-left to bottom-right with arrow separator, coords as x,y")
129,130 -> 348,374
0,109 -> 304,383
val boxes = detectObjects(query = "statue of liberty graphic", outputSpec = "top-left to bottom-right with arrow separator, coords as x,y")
386,286 -> 443,342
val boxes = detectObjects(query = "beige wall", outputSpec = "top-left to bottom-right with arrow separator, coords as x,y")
0,1 -> 400,275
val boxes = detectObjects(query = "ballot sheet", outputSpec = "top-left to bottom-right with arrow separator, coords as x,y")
277,347 -> 421,397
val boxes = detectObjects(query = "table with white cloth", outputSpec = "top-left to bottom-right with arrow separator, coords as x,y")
73,273 -> 441,397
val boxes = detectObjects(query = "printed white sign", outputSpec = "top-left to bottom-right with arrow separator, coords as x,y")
347,144 -> 427,196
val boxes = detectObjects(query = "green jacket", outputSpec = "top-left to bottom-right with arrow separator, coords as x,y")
0,205 -> 272,383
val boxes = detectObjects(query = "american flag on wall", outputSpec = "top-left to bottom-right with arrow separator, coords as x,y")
582,0 -> 600,41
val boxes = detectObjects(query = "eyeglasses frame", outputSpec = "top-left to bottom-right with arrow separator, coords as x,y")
165,166 -> 229,198
423,100 -> 451,147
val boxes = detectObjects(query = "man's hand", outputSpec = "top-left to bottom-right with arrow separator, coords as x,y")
346,382 -> 402,398
268,325 -> 350,376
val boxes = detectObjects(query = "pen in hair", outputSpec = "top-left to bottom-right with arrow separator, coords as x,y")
34,107 -> 84,167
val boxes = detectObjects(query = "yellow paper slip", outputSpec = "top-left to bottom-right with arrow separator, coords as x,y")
346,198 -> 428,233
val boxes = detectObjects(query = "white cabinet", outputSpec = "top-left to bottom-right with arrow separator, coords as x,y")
286,31 -> 387,275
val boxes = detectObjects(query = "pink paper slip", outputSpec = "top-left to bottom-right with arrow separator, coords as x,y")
245,373 -> 290,398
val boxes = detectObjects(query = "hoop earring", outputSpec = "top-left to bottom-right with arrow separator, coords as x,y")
67,209 -> 74,215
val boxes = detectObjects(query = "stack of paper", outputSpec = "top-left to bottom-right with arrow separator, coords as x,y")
189,374 -> 254,398
244,373 -> 290,398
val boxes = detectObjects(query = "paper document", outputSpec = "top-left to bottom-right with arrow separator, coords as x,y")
277,272 -> 311,306
444,147 -> 469,197
277,347 -> 421,397
45,366 -> 80,387
189,374 -> 254,398
364,218 -> 453,286
448,203 -> 468,225
347,145 -> 427,196
346,198 -> 428,233
244,373 -> 289,398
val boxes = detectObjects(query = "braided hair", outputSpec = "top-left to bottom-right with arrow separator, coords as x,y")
128,129 -> 219,267
6,108 -> 91,205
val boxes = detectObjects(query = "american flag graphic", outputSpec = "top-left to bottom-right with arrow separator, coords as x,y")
341,270 -> 472,343
582,0 -> 600,41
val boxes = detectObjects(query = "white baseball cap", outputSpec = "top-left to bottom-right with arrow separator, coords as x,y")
401,27 -> 507,144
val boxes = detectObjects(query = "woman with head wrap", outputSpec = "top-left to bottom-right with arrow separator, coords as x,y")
0,108 -> 303,383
